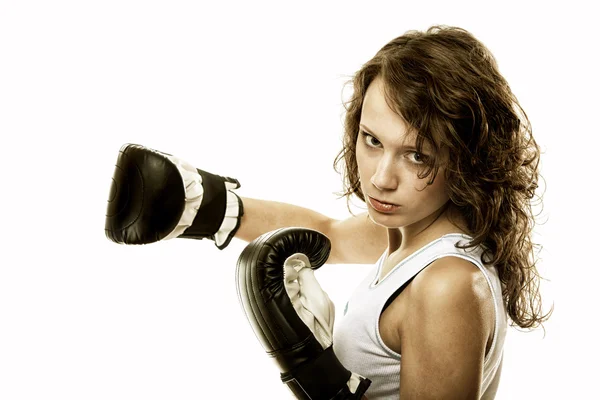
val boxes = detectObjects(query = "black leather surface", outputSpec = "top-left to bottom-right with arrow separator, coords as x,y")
105,144 -> 185,244
236,228 -> 366,399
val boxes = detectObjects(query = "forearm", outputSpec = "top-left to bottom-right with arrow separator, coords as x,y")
235,197 -> 333,244
235,197 -> 387,264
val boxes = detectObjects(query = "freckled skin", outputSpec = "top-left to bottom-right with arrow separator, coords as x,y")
355,77 -> 493,400
356,77 -> 463,252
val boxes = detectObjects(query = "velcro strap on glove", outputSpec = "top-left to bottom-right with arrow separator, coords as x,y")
280,346 -> 352,399
178,168 -> 243,249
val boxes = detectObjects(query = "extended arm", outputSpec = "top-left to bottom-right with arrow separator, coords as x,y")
104,144 -> 387,263
236,197 -> 387,264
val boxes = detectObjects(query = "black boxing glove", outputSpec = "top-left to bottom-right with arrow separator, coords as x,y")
236,227 -> 371,399
105,144 -> 243,249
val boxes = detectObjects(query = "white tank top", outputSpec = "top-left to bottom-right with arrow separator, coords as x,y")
333,233 -> 507,399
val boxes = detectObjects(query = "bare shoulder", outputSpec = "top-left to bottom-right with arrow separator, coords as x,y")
411,256 -> 492,306
398,256 -> 495,398
405,255 -> 495,344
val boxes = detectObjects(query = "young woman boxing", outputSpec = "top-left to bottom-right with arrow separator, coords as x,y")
106,25 -> 550,399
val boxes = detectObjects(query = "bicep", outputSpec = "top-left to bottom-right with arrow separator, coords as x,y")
325,212 -> 387,264
400,314 -> 486,399
399,260 -> 492,399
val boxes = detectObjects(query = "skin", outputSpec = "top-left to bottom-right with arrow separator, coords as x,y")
356,76 -> 462,270
236,199 -> 388,265
355,77 -> 495,399
234,77 -> 496,399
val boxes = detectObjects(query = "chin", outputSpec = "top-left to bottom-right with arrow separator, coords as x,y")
367,208 -> 406,229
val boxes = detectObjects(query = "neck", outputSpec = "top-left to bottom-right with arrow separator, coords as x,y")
388,203 -> 467,255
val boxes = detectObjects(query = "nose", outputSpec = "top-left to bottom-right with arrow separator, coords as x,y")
370,155 -> 398,191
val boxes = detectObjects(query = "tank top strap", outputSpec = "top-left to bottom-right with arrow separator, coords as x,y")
371,233 -> 477,291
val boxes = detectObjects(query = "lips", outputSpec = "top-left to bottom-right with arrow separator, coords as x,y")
368,196 -> 401,213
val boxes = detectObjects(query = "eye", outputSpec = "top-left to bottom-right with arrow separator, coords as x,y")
407,151 -> 427,164
361,131 -> 381,148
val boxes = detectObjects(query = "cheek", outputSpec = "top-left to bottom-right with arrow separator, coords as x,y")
411,173 -> 449,205
355,145 -> 369,180
426,177 -> 449,205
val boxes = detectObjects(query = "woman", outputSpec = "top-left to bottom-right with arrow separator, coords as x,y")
236,25 -> 551,399
105,25 -> 551,399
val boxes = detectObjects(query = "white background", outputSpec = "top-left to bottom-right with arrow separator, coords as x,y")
1,0 -> 597,398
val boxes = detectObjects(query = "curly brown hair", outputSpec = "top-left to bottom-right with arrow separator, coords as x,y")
333,25 -> 552,330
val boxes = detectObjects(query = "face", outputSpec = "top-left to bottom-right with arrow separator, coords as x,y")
356,77 -> 450,231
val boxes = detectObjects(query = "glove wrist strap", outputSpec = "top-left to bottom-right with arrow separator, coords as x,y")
280,346 -> 370,399
179,169 -> 243,249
